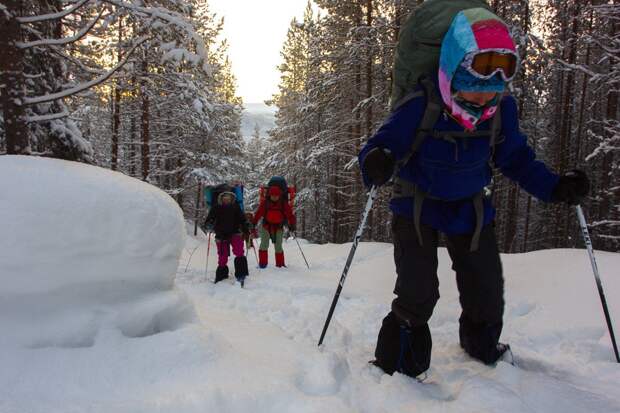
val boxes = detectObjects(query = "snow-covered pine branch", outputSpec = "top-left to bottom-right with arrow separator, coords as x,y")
23,35 -> 148,105
48,44 -> 106,76
101,0 -> 211,74
17,8 -> 104,48
25,110 -> 69,122
17,0 -> 91,24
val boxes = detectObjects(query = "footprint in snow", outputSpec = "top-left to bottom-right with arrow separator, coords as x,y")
294,352 -> 350,396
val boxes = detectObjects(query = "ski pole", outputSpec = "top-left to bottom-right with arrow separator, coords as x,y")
250,238 -> 259,264
205,232 -> 212,280
318,185 -> 378,347
292,232 -> 310,269
576,205 -> 619,363
184,244 -> 200,272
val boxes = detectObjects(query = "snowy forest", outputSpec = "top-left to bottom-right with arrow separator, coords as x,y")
1,0 -> 619,253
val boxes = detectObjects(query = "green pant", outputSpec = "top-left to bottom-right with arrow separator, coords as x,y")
259,226 -> 283,253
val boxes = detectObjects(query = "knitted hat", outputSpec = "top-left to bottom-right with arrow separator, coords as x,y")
218,191 -> 236,204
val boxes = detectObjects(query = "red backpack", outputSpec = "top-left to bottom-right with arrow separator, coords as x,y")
258,176 -> 296,210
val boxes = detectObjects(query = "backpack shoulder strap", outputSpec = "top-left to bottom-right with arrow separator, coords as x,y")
397,76 -> 443,169
391,89 -> 425,112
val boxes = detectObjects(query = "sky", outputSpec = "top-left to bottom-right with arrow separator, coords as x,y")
207,0 -> 311,104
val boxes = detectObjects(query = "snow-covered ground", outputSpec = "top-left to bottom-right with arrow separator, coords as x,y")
1,156 -> 619,412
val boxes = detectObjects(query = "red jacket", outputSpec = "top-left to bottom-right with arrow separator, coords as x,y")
253,199 -> 296,232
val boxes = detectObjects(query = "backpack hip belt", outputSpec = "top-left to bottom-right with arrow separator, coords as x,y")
392,177 -> 484,252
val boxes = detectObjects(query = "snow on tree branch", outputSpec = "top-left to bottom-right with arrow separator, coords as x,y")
557,59 -> 599,80
101,0 -> 210,74
0,3 -> 10,19
48,45 -> 106,75
25,110 -> 70,122
23,35 -> 148,105
18,8 -> 104,49
17,0 -> 91,24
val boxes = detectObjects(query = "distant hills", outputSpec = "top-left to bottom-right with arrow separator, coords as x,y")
241,102 -> 276,140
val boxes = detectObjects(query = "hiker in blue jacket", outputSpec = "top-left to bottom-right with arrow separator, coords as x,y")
359,7 -> 589,379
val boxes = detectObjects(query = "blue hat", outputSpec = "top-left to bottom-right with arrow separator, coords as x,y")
452,65 -> 505,93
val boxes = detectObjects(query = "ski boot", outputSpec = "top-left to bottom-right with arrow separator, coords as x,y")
258,250 -> 268,269
214,265 -> 229,283
234,256 -> 249,287
275,251 -> 285,268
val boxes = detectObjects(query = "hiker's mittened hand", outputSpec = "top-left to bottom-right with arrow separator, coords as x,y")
362,147 -> 394,186
552,169 -> 590,205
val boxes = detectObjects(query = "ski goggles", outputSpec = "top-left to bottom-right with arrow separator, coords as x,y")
463,50 -> 518,82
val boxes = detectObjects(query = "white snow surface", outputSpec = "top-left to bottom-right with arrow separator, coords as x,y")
0,156 -> 190,350
1,156 -> 619,412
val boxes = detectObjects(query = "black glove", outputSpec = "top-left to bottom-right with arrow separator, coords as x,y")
362,147 -> 394,186
288,224 -> 296,233
552,169 -> 590,205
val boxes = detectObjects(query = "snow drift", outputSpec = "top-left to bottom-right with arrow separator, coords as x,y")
0,155 -> 193,348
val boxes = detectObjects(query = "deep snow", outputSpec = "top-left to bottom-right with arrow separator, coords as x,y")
1,156 -> 619,412
0,156 -> 193,355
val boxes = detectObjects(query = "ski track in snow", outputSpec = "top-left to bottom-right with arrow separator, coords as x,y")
175,234 -> 620,413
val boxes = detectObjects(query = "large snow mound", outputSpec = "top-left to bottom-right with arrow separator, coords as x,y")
0,156 -> 192,347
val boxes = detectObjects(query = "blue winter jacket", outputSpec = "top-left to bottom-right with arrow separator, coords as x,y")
358,92 -> 560,235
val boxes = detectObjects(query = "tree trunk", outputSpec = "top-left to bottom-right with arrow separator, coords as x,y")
0,1 -> 29,155
111,87 -> 121,170
596,3 -> 619,248
129,96 -> 136,176
365,0 -> 374,240
111,16 -> 123,170
194,183 -> 201,236
140,53 -> 150,181
522,194 -> 532,251
176,157 -> 184,205
574,6 -> 593,164
503,184 -> 520,252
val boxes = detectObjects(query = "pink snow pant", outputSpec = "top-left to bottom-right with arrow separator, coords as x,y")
216,234 -> 245,266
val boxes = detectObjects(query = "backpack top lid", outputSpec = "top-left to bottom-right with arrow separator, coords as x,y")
268,176 -> 287,189
389,0 -> 492,110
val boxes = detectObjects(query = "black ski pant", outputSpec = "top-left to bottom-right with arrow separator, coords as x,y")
374,214 -> 505,376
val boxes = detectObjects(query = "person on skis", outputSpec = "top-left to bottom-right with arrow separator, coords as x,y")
252,184 -> 296,268
202,187 -> 250,283
359,6 -> 590,379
